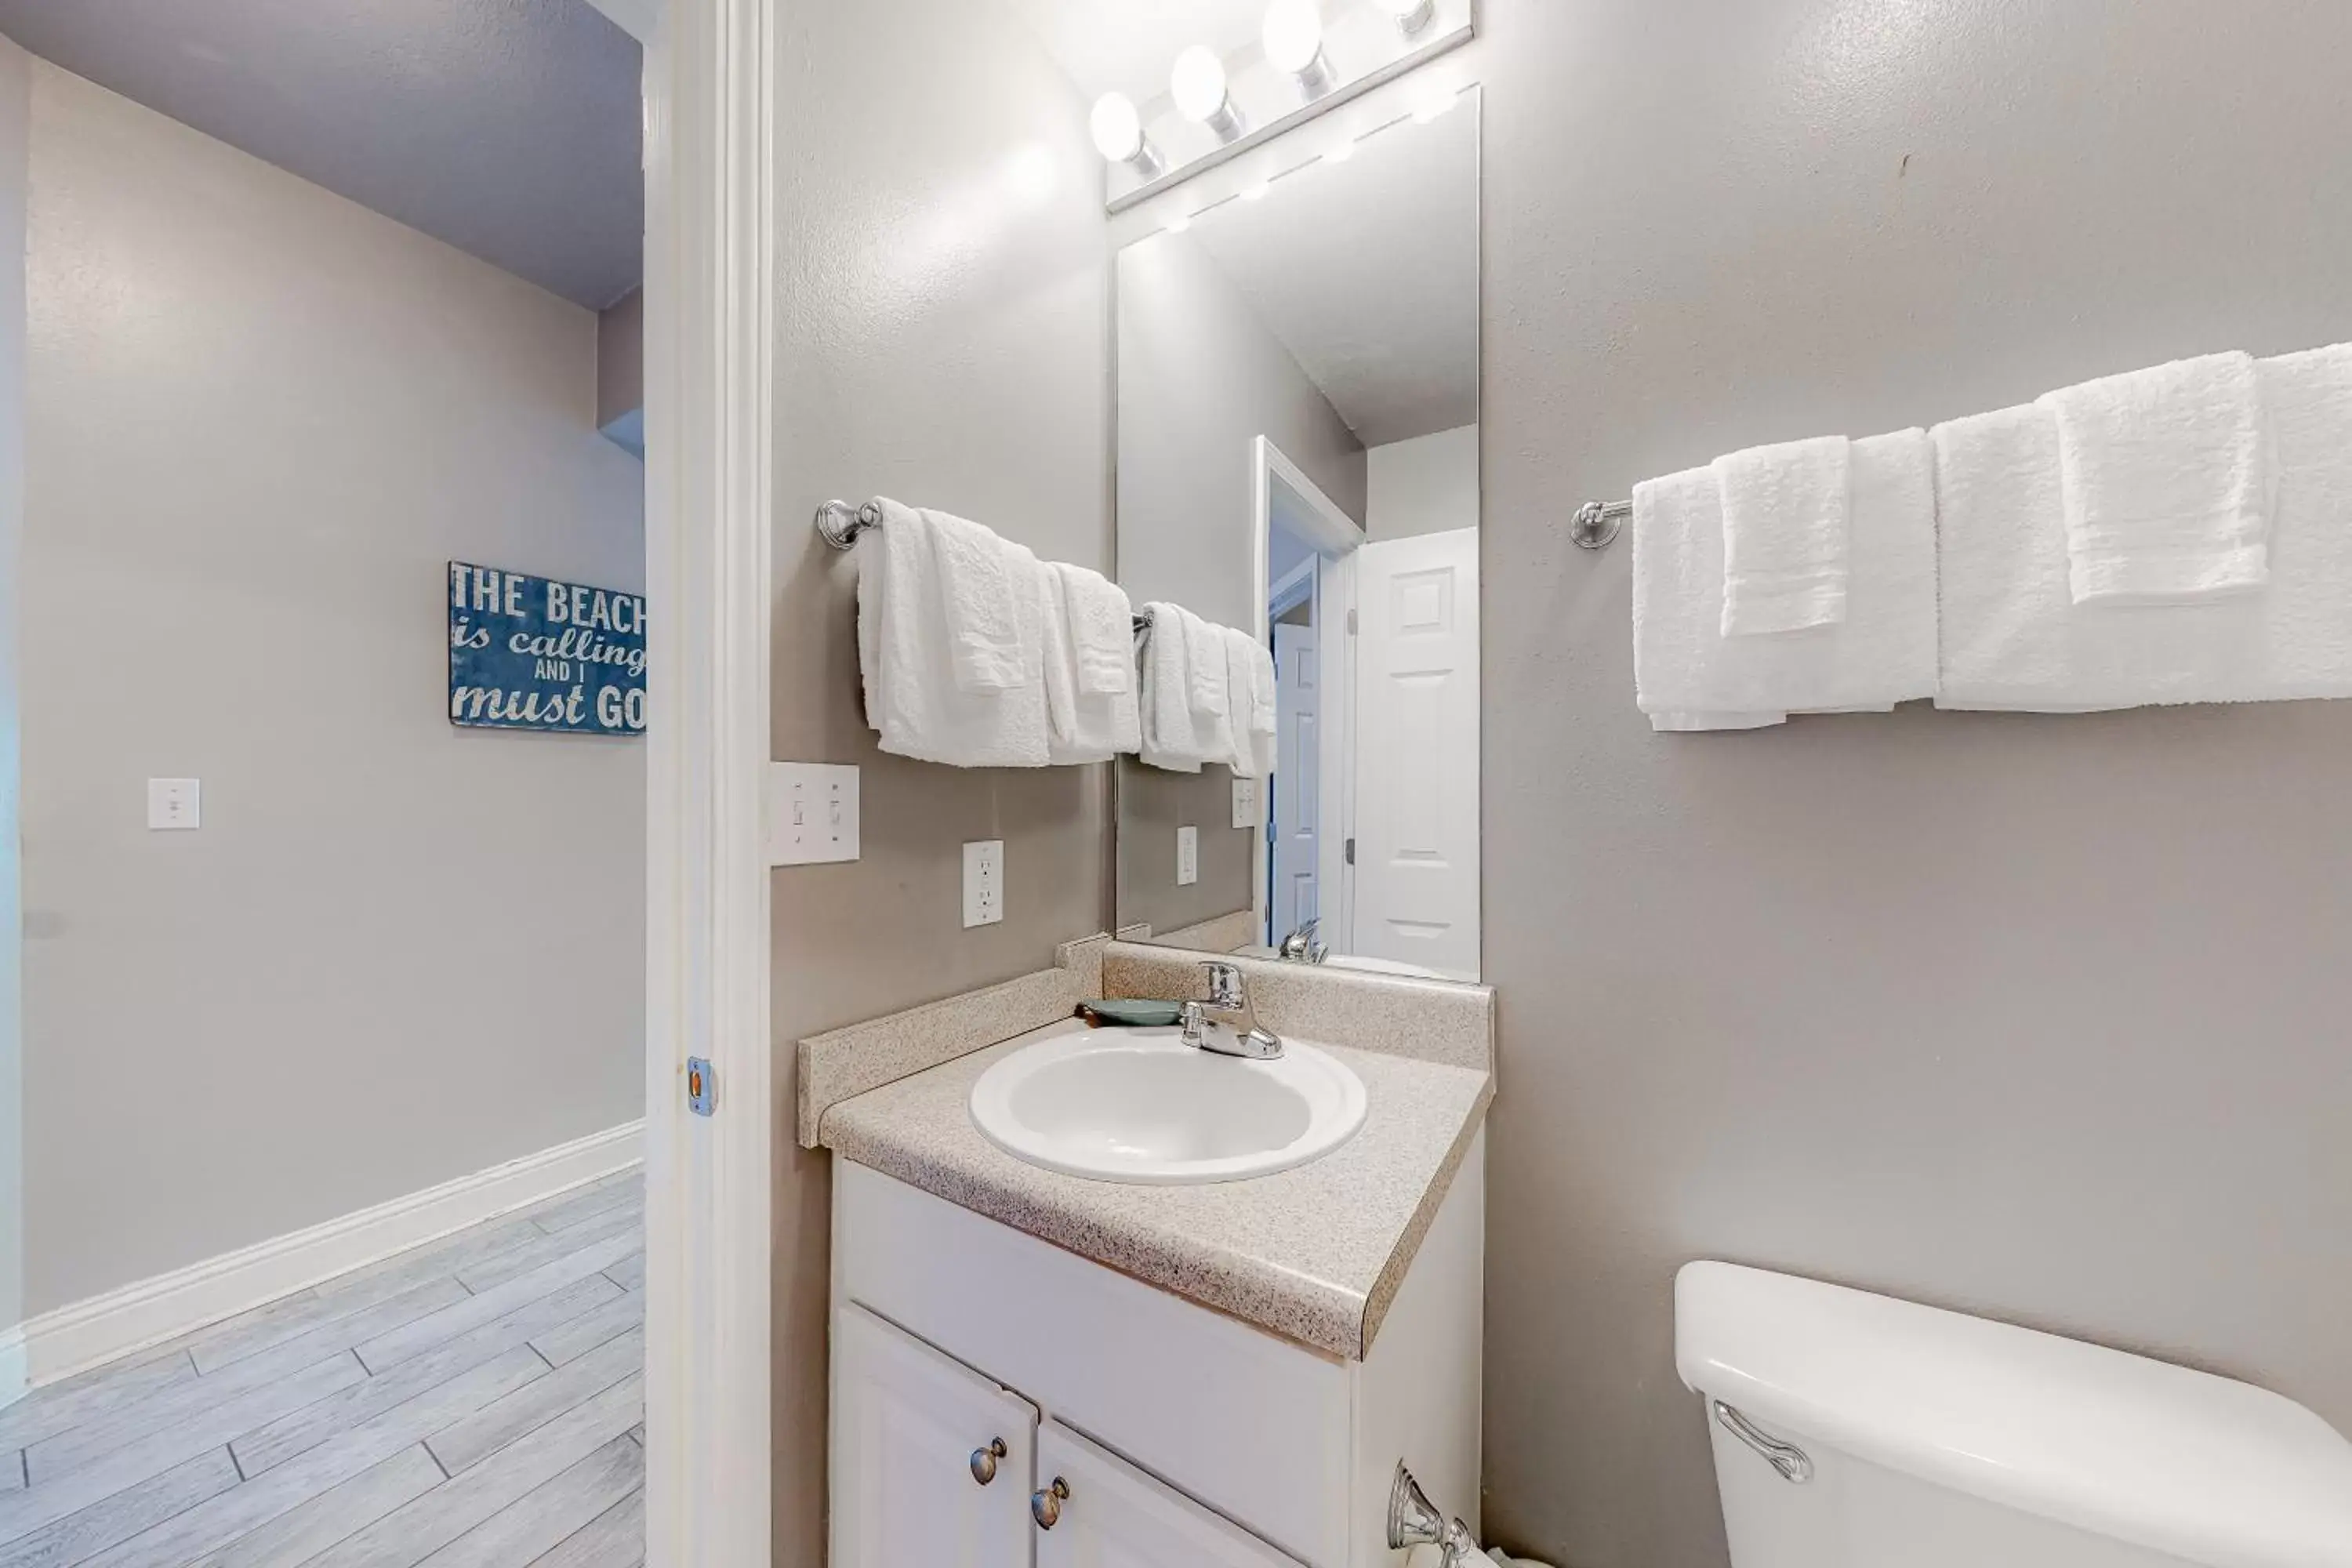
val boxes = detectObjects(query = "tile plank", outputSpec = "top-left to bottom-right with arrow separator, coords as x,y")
426,1330 -> 642,1477
454,1208 -> 639,1296
233,1276 -> 618,1479
358,1235 -> 636,1375
300,1377 -> 642,1568
191,1446 -> 444,1568
525,1486 -> 642,1568
528,1292 -> 641,1370
0,1449 -> 240,1568
514,1176 -> 640,1239
601,1252 -> 644,1294
76,1349 -> 548,1568
310,1218 -> 545,1314
0,1351 -> 199,1455
417,1436 -> 641,1568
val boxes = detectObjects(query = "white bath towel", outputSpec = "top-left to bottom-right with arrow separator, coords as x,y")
1937,345 -> 2352,710
1038,561 -> 1141,764
1713,435 -> 1854,635
1180,606 -> 1229,720
856,500 -> 1051,767
1052,563 -> 1134,696
1634,429 -> 1939,729
1137,602 -> 1207,771
2034,351 -> 2274,604
1216,626 -> 1277,778
1245,632 -> 1279,778
925,506 -> 1034,691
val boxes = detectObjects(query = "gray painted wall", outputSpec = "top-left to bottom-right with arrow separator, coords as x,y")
20,62 -> 646,1313
1367,424 -> 1477,543
0,31 -> 25,1354
1472,2 -> 2352,1565
764,0 -> 1112,1558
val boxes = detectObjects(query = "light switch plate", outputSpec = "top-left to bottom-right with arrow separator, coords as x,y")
767,762 -> 859,866
147,778 -> 201,830
1176,825 -> 1199,886
963,839 -> 1004,928
1230,777 -> 1258,829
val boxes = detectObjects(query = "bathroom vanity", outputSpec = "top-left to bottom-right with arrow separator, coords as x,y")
801,946 -> 1494,1568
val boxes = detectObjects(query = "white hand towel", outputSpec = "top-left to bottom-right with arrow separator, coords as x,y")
1218,626 -> 1266,778
924,507 -> 1033,691
1138,602 -> 1206,771
1180,606 -> 1230,720
1937,347 -> 2352,710
1051,562 -> 1134,696
1712,435 -> 1854,635
2034,350 -> 2274,604
855,500 -> 1050,767
1038,561 -> 1141,764
1634,429 -> 1938,729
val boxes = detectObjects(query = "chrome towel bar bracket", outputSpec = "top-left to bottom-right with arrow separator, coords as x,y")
815,499 -> 883,550
1573,498 -> 1630,550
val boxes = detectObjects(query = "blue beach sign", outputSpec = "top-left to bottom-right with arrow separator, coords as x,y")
448,561 -> 647,735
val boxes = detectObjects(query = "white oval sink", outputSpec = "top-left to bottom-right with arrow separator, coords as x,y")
969,1024 -> 1367,1185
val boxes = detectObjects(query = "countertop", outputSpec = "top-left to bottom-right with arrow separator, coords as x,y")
817,1018 -> 1493,1360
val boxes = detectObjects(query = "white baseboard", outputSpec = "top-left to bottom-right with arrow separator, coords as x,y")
11,1119 -> 644,1390
0,1322 -> 27,1411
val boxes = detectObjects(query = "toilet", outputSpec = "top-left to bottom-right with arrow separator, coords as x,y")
1676,1262 -> 2352,1568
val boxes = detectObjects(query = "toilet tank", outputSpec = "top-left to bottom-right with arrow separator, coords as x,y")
1675,1263 -> 2352,1568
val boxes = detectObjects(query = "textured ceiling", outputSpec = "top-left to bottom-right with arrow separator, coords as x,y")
0,0 -> 642,310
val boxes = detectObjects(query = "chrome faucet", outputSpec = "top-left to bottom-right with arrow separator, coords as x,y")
1276,918 -> 1327,964
1180,960 -> 1284,1061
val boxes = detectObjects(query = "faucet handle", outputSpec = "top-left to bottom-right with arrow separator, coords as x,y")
1201,960 -> 1245,1010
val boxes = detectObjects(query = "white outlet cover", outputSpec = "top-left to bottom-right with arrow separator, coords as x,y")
964,839 -> 1005,928
1231,777 -> 1258,829
767,762 -> 860,866
147,778 -> 201,830
1176,825 -> 1199,886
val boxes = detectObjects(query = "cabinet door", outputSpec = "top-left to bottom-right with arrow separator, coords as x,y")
833,1303 -> 1038,1568
1030,1420 -> 1305,1568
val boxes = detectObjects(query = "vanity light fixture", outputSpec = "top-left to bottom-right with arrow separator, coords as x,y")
1171,45 -> 1247,143
1090,92 -> 1164,177
1263,1 -> 1336,101
1372,0 -> 1439,38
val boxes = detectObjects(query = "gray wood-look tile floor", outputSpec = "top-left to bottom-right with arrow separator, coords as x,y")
0,1172 -> 646,1568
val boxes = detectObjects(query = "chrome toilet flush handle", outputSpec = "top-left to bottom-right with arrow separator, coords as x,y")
1712,1400 -> 1813,1484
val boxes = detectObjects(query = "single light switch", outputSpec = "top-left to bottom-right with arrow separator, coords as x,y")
147,778 -> 201,830
963,840 -> 1004,928
1177,825 -> 1199,886
767,762 -> 860,866
1231,777 -> 1258,829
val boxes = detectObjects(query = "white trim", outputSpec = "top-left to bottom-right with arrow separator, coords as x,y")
1268,555 -> 1316,622
641,0 -> 772,1560
10,1121 -> 642,1390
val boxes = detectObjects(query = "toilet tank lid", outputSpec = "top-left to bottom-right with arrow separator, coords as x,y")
1675,1263 -> 2352,1568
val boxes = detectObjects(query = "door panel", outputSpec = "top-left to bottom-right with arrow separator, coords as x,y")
833,1303 -> 1037,1568
1031,1420 -> 1303,1568
1272,620 -> 1319,943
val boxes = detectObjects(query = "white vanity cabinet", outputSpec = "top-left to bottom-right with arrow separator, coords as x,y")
828,1139 -> 1485,1568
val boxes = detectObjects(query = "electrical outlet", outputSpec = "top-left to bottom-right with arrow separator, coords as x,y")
767,762 -> 859,866
147,778 -> 201,830
963,839 -> 1004,928
1176,825 -> 1199,886
1231,777 -> 1258,829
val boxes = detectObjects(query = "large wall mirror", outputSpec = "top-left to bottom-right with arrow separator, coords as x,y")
1115,89 -> 1481,982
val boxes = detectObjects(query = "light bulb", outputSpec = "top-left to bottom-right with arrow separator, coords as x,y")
1171,46 -> 1245,142
1373,0 -> 1437,37
1090,93 -> 1163,177
1263,1 -> 1334,97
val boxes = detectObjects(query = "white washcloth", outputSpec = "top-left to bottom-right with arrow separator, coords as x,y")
1936,346 -> 2352,710
1634,428 -> 1939,730
925,506 -> 1033,691
2034,351 -> 2274,604
1137,602 -> 1207,771
1052,562 -> 1134,696
857,502 -> 1050,766
1038,561 -> 1141,764
1180,606 -> 1229,720
1713,435 -> 1854,635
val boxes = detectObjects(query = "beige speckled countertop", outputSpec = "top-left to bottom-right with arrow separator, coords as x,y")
817,1018 -> 1492,1360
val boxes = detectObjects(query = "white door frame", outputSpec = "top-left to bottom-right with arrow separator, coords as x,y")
643,0 -> 773,1564
1250,437 -> 1363,955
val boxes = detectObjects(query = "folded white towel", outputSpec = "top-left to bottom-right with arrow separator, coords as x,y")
1937,347 -> 2352,710
2034,350 -> 2274,604
1180,606 -> 1229,720
924,506 -> 1034,691
1038,561 -> 1141,764
1214,626 -> 1278,777
856,501 -> 1050,767
1712,435 -> 1853,635
1246,633 -> 1279,777
1052,562 -> 1134,696
1634,429 -> 1938,729
1138,602 -> 1207,771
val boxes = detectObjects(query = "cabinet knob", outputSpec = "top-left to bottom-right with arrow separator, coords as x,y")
969,1438 -> 1007,1486
1029,1476 -> 1069,1530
